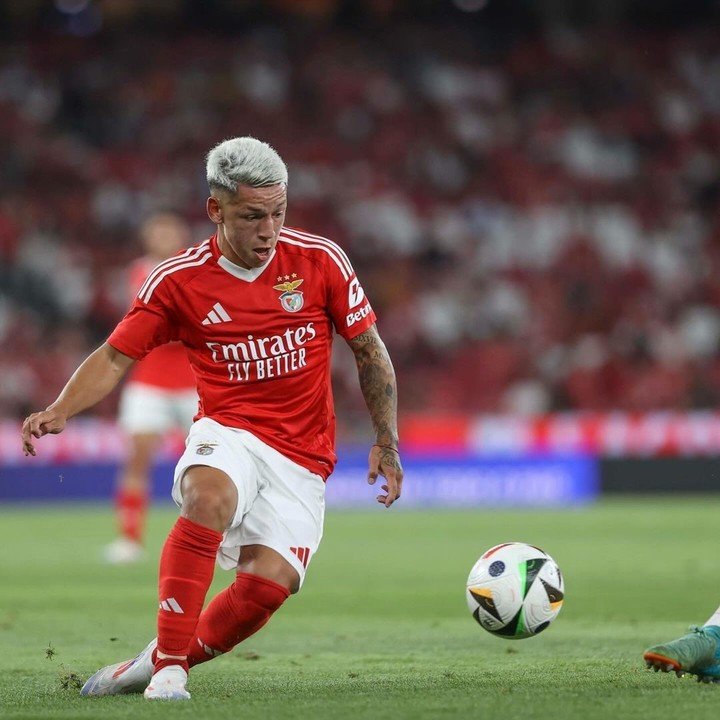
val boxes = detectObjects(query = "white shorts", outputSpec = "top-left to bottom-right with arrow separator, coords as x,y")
118,382 -> 198,435
172,417 -> 326,585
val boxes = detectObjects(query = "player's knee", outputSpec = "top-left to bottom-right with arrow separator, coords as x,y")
284,572 -> 300,595
180,470 -> 237,531
237,545 -> 301,594
245,568 -> 298,596
181,486 -> 235,531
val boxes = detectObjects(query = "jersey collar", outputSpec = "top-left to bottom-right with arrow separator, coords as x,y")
212,232 -> 278,283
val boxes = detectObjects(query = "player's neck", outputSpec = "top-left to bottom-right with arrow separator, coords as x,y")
216,230 -> 252,270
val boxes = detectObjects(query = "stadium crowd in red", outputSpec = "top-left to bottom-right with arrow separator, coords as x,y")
2,18 -> 720,436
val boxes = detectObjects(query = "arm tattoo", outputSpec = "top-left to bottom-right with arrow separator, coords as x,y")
348,324 -> 399,448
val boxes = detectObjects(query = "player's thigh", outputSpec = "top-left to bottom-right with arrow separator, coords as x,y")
118,383 -> 176,435
172,418 -> 261,531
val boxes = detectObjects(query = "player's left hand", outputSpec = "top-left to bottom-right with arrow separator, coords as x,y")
367,445 -> 403,508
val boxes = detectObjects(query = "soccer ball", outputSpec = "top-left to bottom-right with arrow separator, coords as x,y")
466,542 -> 564,639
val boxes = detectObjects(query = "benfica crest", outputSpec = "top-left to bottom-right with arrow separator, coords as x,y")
273,278 -> 304,312
195,441 -> 218,456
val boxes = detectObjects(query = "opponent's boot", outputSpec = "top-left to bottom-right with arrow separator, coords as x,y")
644,626 -> 720,682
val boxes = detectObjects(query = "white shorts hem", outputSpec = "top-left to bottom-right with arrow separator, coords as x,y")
218,536 -> 309,586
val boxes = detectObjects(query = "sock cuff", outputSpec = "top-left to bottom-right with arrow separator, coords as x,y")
154,655 -> 189,674
174,516 -> 224,544
235,572 -> 291,601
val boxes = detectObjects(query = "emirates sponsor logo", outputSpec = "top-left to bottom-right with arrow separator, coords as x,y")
206,323 -> 316,382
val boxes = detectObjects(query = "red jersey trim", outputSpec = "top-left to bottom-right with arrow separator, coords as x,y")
282,226 -> 355,275
278,229 -> 353,280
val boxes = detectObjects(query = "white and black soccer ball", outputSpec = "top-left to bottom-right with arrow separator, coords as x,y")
466,542 -> 564,639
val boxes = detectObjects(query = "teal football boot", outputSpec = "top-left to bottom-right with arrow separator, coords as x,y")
644,626 -> 720,683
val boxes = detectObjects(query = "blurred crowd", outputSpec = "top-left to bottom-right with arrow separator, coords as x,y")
3,16 -> 720,433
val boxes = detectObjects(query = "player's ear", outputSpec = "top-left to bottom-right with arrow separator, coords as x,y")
207,195 -> 223,225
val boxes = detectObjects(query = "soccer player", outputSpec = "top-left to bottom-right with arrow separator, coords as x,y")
105,212 -> 197,564
643,616 -> 720,682
21,137 -> 403,701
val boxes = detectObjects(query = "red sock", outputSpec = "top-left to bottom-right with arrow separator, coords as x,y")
116,487 -> 147,543
155,517 -> 223,673
187,572 -> 290,667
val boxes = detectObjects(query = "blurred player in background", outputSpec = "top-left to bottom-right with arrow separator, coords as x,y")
644,613 -> 720,682
21,136 -> 403,701
105,212 -> 197,564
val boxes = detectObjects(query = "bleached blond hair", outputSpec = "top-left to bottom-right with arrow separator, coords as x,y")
206,137 -> 288,194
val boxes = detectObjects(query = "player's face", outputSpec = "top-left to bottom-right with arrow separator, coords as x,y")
208,184 -> 287,269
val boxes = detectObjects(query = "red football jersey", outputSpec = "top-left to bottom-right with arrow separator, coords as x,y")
108,227 -> 377,478
125,258 -> 196,390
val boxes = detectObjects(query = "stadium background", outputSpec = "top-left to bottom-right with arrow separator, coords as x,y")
4,2 -> 720,719
3,0 -> 720,502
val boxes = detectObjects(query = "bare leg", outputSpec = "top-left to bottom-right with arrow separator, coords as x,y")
106,432 -> 160,563
120,432 -> 159,496
237,544 -> 300,593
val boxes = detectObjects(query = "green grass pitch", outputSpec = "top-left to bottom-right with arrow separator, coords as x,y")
1,497 -> 720,719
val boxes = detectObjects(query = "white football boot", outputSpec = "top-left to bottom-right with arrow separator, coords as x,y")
144,664 -> 191,700
80,638 -> 156,696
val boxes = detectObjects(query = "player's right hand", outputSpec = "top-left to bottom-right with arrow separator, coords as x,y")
22,408 -> 67,456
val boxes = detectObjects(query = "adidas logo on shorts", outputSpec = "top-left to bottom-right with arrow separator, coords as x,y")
290,546 -> 311,568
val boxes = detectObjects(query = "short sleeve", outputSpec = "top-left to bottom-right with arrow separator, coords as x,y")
107,286 -> 178,360
326,255 -> 377,341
